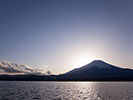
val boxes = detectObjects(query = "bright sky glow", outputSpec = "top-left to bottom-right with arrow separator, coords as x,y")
71,52 -> 100,68
0,0 -> 133,74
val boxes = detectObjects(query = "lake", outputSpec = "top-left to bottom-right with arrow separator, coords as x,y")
0,81 -> 133,100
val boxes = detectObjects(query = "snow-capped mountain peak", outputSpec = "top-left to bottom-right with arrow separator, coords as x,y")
88,60 -> 114,69
65,60 -> 122,75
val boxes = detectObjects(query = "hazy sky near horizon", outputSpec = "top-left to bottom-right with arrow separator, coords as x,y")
0,0 -> 133,74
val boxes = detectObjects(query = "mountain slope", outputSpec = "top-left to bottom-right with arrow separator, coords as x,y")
60,60 -> 133,80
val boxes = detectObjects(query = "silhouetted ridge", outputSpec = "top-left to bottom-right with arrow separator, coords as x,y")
61,60 -> 133,80
65,60 -> 120,76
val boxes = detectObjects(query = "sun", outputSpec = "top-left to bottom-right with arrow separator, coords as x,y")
72,54 -> 96,68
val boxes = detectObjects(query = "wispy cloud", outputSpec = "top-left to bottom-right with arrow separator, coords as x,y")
0,60 -> 42,75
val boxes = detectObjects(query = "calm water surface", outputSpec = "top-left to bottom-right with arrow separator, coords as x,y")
0,81 -> 133,100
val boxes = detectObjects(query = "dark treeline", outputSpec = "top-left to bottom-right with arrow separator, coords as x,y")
0,74 -> 133,81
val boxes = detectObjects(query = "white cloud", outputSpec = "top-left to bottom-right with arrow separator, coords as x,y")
0,60 -> 42,75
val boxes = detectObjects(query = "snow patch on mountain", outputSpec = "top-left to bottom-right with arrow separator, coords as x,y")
88,60 -> 115,69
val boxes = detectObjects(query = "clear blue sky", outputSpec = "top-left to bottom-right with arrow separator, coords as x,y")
0,0 -> 133,74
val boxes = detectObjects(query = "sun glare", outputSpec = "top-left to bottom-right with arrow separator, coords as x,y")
72,54 -> 98,68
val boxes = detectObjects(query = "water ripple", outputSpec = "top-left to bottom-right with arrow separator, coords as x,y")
0,81 -> 133,100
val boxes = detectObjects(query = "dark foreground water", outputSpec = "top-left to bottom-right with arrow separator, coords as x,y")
0,81 -> 133,100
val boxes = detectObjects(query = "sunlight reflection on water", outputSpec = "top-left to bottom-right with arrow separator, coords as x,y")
0,81 -> 133,100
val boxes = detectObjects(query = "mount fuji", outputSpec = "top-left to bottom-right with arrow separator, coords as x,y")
58,60 -> 133,81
